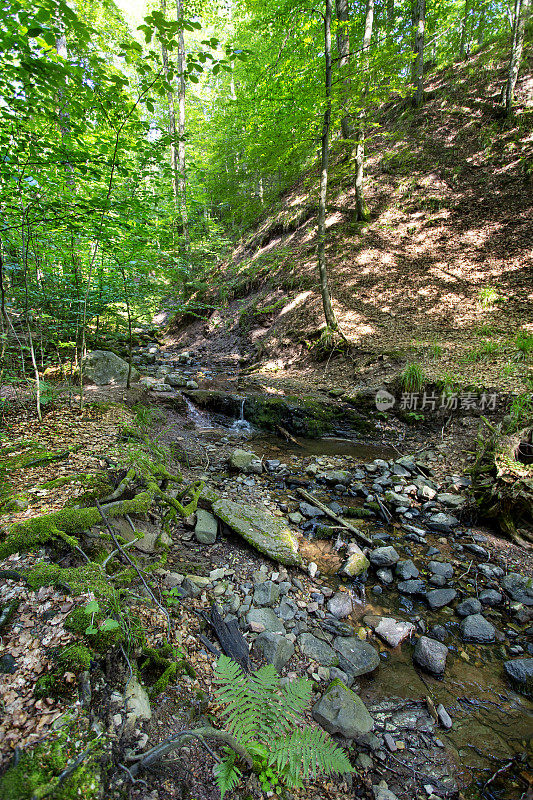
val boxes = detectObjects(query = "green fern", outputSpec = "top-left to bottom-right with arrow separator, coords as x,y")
214,749 -> 242,800
212,656 -> 353,797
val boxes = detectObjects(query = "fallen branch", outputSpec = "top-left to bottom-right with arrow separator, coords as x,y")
275,424 -> 301,446
129,726 -> 254,776
296,488 -> 372,547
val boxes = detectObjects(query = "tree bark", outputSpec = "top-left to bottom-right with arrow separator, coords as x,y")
386,0 -> 394,41
317,0 -> 338,330
504,0 -> 531,115
334,0 -> 352,140
160,0 -> 180,214
176,0 -> 190,250
459,0 -> 472,59
354,0 -> 373,222
411,0 -> 426,107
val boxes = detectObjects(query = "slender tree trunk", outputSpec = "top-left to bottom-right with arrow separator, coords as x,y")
317,0 -> 338,330
335,0 -> 353,140
160,0 -> 180,215
386,0 -> 395,41
355,0 -> 373,222
21,218 -> 41,422
504,0 -> 531,115
176,0 -> 190,250
460,0 -> 472,58
411,0 -> 426,106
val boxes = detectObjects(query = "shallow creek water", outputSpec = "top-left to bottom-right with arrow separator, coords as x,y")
183,396 -> 533,799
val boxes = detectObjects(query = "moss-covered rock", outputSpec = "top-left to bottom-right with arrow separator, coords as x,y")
212,498 -> 301,566
0,721 -> 102,800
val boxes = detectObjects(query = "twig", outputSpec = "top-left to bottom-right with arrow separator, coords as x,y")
95,500 -> 171,636
101,536 -> 140,568
118,763 -> 148,788
458,560 -> 473,580
120,643 -> 134,689
484,759 -> 514,789
33,734 -> 102,799
296,487 -> 372,546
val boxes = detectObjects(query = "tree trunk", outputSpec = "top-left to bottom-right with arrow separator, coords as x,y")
354,0 -> 373,222
176,0 -> 190,250
504,0 -> 531,115
411,0 -> 426,107
460,0 -> 472,59
386,0 -> 394,41
334,0 -> 352,140
317,0 -> 338,330
160,0 -> 179,214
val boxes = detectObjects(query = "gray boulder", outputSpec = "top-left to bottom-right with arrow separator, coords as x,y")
333,637 -> 380,677
340,544 -> 370,577
369,546 -> 399,567
395,560 -> 419,580
212,498 -> 301,566
254,633 -> 294,671
254,580 -> 280,607
312,680 -> 374,739
504,658 -> 533,697
426,588 -> 457,610
460,613 -> 495,643
502,573 -> 533,606
228,449 -> 263,474
299,633 -> 338,667
456,598 -> 482,616
374,617 -> 415,648
413,636 -> 448,676
194,509 -> 218,544
82,350 -> 140,386
327,592 -> 353,619
246,608 -> 286,634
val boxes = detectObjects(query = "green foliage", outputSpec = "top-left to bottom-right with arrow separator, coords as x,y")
400,362 -> 425,393
514,331 -> 533,361
0,719 -> 102,800
477,285 -> 504,309
212,656 -> 353,798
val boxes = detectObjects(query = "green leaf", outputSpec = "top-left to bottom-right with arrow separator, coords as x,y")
100,618 -> 120,632
84,600 -> 100,615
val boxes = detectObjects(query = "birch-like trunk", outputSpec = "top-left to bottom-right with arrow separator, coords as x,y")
459,0 -> 472,58
504,0 -> 531,115
160,0 -> 180,213
335,0 -> 353,140
176,0 -> 190,249
317,0 -> 337,330
411,0 -> 426,107
355,0 -> 373,222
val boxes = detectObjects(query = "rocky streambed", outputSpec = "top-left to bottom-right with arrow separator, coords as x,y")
112,345 -> 533,798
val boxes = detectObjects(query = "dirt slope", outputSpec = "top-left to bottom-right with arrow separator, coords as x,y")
170,42 -> 532,395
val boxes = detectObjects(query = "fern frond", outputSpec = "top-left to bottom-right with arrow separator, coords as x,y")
214,749 -> 242,800
281,676 -> 313,717
268,727 -> 354,789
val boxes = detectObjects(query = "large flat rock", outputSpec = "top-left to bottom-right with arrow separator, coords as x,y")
212,498 -> 301,566
82,350 -> 140,386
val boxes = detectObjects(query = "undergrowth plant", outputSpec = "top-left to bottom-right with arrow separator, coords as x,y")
400,362 -> 425,393
212,656 -> 353,798
514,331 -> 533,361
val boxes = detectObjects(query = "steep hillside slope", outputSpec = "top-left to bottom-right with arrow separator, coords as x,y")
170,42 -> 532,396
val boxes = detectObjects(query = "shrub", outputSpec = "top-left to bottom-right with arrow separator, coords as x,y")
400,362 -> 425,393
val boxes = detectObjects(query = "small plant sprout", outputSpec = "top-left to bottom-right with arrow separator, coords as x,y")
400,362 -> 425,393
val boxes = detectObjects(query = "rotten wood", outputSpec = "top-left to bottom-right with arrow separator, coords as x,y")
275,424 -> 301,446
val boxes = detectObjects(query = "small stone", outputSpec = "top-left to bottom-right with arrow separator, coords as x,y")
428,561 -> 454,580
456,598 -> 482,616
413,636 -> 448,677
334,636 -> 380,677
374,617 -> 415,648
312,680 -> 374,739
228,449 -> 263,474
308,562 -> 318,578
504,658 -> 533,696
254,632 -> 295,671
376,568 -> 394,585
384,733 -> 397,751
0,654 -> 17,674
395,560 -> 419,580
460,614 -> 496,643
254,580 -> 280,607
247,608 -> 286,634
369,546 -> 400,567
299,633 -> 338,667
112,713 -> 123,727
194,509 -> 218,544
479,589 -> 503,607
289,512 -> 304,524
426,588 -> 457,610
502,573 -> 533,606
397,579 -> 426,595
436,704 -> 452,729
327,592 -> 353,619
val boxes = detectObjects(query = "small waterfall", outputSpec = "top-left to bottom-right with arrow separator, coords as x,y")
231,397 -> 252,433
184,396 -> 214,429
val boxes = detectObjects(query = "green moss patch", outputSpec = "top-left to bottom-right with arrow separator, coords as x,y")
0,720 -> 102,800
